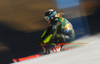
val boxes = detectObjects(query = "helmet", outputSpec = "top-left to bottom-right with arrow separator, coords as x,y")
44,9 -> 57,21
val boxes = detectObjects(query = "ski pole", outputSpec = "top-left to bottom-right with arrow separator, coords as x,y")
43,43 -> 88,46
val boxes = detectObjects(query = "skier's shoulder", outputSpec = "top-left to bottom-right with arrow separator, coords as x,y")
59,17 -> 68,21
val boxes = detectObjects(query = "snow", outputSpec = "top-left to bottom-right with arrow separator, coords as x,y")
11,33 -> 100,64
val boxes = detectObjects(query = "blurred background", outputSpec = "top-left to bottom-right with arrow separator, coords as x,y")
0,0 -> 99,64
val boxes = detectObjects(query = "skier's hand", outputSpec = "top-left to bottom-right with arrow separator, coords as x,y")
38,39 -> 44,46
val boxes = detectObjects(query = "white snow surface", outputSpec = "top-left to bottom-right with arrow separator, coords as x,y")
11,33 -> 100,64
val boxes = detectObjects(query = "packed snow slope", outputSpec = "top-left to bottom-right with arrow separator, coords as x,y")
11,33 -> 100,64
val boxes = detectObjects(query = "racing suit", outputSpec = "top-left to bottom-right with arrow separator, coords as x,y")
40,17 -> 75,44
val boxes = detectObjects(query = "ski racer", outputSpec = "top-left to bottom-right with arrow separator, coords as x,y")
39,9 -> 75,53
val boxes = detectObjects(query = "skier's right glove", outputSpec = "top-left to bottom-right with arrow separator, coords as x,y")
38,39 -> 44,46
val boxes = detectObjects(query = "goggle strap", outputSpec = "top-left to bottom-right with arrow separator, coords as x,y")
48,11 -> 56,18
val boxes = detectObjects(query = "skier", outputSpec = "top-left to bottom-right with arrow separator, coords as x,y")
39,9 -> 75,53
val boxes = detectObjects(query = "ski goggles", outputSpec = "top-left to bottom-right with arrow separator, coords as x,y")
44,16 -> 50,21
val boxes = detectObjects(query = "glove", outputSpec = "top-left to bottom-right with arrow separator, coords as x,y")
38,39 -> 44,46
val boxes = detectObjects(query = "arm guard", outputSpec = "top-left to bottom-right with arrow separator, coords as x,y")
40,21 -> 61,43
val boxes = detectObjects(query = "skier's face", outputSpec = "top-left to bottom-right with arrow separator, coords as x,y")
47,20 -> 51,24
44,16 -> 51,24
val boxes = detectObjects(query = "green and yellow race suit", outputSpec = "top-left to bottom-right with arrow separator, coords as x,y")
40,17 -> 75,44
